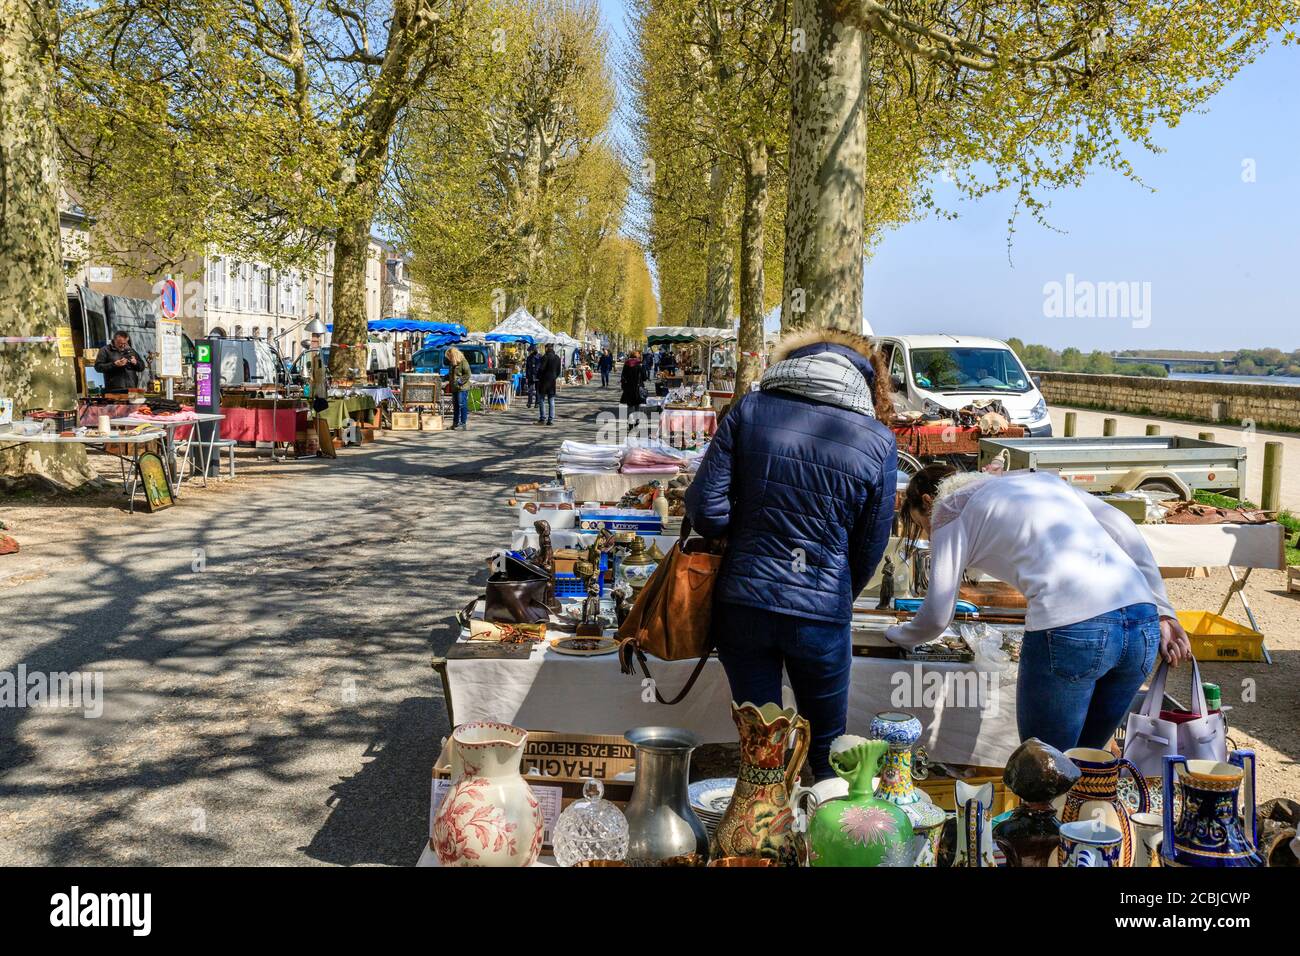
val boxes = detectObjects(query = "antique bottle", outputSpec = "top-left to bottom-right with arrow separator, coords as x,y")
623,727 -> 709,865
993,738 -> 1080,867
869,712 -> 946,866
431,721 -> 544,866
711,702 -> 814,866
808,737 -> 914,867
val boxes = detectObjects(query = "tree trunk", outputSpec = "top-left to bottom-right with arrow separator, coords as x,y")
328,200 -> 372,382
703,163 -> 736,328
781,0 -> 866,332
0,0 -> 95,489
736,141 -> 768,395
570,284 -> 591,343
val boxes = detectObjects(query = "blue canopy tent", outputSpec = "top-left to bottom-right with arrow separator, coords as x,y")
326,318 -> 466,336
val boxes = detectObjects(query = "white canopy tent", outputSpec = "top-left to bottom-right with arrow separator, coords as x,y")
485,307 -> 555,344
644,325 -> 738,344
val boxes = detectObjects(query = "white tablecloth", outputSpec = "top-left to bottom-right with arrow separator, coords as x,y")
1137,523 -> 1284,570
443,645 -> 1019,767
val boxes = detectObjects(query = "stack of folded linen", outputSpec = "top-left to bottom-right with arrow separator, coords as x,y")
620,441 -> 685,474
558,440 -> 623,474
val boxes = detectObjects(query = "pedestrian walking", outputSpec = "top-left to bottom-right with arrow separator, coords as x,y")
620,349 -> 648,426
535,343 -> 562,426
598,348 -> 613,388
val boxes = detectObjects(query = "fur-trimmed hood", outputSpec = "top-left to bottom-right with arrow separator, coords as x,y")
768,328 -> 892,419
769,328 -> 876,366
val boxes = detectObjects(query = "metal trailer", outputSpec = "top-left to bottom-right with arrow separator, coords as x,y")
976,435 -> 1248,498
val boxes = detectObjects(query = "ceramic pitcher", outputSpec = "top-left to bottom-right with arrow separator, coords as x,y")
1161,751 -> 1263,867
871,712 -> 946,867
955,780 -> 998,867
712,702 -> 815,866
1057,747 -> 1149,867
808,738 -> 914,867
431,721 -> 545,866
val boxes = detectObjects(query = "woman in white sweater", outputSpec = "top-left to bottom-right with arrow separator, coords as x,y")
885,464 -> 1193,753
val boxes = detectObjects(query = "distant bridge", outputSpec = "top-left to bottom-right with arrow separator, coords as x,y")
1112,355 -> 1234,373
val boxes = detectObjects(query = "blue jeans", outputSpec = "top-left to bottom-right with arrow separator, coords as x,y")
1017,603 -> 1160,752
600,370 -> 610,387
713,601 -> 851,782
537,393 -> 555,423
453,389 -> 469,428
525,379 -> 536,407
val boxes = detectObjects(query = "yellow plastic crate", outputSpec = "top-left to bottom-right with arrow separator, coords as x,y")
1176,611 -> 1266,663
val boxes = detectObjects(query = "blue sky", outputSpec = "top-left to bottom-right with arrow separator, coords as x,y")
598,2 -> 1299,352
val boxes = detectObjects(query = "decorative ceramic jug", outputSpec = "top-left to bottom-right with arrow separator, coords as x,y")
623,726 -> 709,865
1130,812 -> 1163,868
431,721 -> 545,866
870,711 -> 946,867
993,738 -> 1080,867
809,737 -> 914,867
711,702 -> 815,866
954,780 -> 998,867
1161,751 -> 1263,868
1057,747 -> 1149,867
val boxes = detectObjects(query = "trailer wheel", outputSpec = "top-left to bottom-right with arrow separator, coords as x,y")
1137,477 -> 1185,497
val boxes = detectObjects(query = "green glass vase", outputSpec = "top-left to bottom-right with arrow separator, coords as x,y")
808,738 -> 914,867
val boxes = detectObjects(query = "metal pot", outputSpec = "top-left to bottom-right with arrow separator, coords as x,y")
623,727 -> 709,865
535,483 -> 575,504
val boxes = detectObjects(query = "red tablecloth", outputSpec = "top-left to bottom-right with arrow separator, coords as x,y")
220,406 -> 307,443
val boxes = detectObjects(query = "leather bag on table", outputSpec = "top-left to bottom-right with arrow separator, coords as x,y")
457,553 -> 553,626
617,518 -> 722,704
1124,657 -> 1227,778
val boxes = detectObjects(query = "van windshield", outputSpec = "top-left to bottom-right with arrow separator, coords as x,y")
910,347 -> 1029,393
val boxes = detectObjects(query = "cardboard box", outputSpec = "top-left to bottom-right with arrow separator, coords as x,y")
432,731 -> 636,852
390,412 -> 419,430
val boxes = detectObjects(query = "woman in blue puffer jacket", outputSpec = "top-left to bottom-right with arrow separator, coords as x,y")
685,329 -> 897,780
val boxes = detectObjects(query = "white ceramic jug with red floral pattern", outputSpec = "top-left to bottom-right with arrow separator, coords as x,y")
432,722 -> 544,866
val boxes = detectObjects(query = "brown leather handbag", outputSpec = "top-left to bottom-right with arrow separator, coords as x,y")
617,519 -> 723,704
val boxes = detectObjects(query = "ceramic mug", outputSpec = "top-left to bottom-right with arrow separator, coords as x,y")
1060,821 -> 1123,868
1130,812 -> 1164,868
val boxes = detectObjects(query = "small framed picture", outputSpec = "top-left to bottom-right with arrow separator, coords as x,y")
135,451 -> 175,512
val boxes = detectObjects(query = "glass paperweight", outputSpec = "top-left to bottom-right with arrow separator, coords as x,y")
552,779 -> 629,867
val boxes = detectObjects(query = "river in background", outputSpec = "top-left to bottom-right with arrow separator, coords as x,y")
1167,372 -> 1300,387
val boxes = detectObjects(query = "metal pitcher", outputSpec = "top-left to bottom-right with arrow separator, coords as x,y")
623,726 -> 709,865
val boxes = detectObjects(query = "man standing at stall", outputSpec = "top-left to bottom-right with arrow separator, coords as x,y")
535,343 -> 561,426
94,330 -> 147,392
524,344 -> 541,409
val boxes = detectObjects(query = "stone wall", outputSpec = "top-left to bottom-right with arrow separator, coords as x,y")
1036,372 -> 1300,431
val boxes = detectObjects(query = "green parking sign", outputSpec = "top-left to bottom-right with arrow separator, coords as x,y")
197,343 -> 211,363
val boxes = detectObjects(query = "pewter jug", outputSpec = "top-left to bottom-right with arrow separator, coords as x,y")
623,727 -> 709,865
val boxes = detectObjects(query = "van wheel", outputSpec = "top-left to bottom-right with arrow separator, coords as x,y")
897,451 -> 924,483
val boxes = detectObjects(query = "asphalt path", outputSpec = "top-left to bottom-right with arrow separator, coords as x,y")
0,383 -> 616,865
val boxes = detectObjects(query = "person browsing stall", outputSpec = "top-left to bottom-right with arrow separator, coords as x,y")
446,346 -> 472,430
886,465 -> 1195,754
535,343 -> 562,426
685,330 -> 898,781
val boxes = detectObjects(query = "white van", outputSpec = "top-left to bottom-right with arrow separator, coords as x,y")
873,334 -> 1053,437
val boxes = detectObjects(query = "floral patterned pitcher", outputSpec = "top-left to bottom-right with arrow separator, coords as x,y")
432,721 -> 544,866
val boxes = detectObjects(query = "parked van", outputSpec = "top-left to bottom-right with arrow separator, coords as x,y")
411,343 -> 493,376
873,334 -> 1053,436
